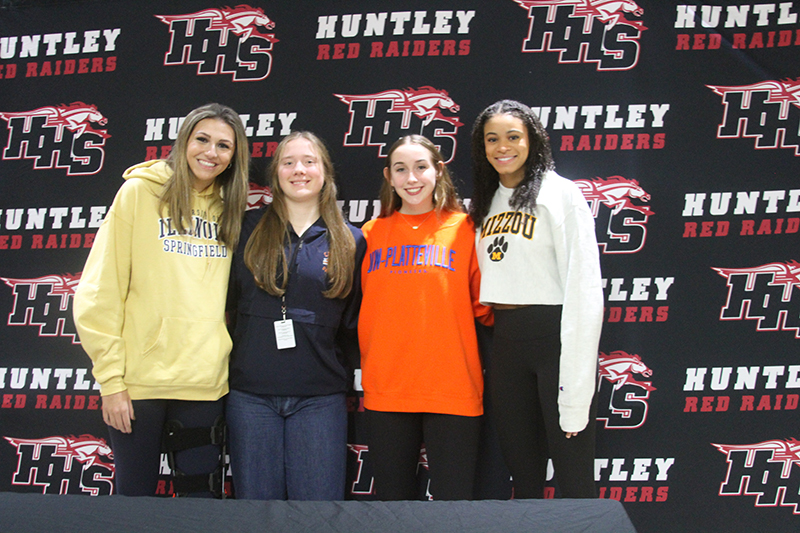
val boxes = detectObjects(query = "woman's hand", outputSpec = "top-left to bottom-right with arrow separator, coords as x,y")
565,431 -> 578,439
102,390 -> 135,433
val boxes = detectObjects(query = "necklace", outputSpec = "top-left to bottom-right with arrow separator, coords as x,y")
399,210 -> 434,230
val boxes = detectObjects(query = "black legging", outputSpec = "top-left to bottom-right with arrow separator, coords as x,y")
489,305 -> 598,499
365,410 -> 481,500
107,398 -> 223,497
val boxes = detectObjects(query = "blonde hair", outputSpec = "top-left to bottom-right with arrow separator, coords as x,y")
379,135 -> 462,217
244,132 -> 356,299
161,103 -> 249,248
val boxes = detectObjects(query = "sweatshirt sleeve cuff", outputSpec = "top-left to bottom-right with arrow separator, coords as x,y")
558,405 -> 589,434
99,377 -> 127,397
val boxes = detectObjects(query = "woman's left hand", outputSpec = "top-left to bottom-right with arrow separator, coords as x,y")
102,390 -> 135,433
565,431 -> 578,439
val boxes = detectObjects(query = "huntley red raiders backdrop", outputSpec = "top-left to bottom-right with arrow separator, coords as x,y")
1,2 -> 798,531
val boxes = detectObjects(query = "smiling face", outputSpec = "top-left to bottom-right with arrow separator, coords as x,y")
483,113 -> 530,188
384,142 -> 441,215
186,118 -> 236,192
277,137 -> 325,205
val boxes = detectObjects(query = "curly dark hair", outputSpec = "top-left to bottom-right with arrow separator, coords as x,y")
469,100 -> 554,228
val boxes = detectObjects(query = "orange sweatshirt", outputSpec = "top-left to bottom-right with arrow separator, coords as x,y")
358,210 -> 493,417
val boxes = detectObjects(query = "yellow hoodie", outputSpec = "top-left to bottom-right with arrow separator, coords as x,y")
74,160 -> 232,401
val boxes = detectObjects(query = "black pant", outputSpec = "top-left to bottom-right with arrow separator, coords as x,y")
490,305 -> 598,499
365,410 -> 481,500
108,398 -> 223,497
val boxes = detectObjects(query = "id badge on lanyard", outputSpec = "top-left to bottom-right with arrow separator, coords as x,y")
274,295 -> 296,349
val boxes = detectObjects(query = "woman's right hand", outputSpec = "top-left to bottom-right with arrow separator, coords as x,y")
102,390 -> 135,433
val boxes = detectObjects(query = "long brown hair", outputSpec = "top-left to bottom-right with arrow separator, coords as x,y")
161,103 -> 249,249
244,131 -> 356,299
378,135 -> 462,217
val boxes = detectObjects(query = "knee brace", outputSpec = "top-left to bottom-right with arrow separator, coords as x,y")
162,415 -> 227,498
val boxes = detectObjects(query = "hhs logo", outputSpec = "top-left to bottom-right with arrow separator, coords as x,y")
246,182 -> 272,211
0,103 -> 109,176
576,176 -> 654,254
156,5 -> 278,81
4,435 -> 115,495
335,87 -> 462,163
707,79 -> 800,156
513,1 -> 646,71
713,439 -> 800,514
1,273 -> 81,344
713,261 -> 800,338
597,351 -> 656,429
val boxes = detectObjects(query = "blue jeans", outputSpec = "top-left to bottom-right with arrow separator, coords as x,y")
226,389 -> 347,500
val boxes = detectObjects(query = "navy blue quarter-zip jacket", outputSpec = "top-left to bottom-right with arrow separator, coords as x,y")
227,206 -> 366,396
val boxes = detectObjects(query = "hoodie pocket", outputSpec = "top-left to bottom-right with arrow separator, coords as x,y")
131,317 -> 232,388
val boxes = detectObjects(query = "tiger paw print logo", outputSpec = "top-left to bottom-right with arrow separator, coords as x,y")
488,236 -> 508,262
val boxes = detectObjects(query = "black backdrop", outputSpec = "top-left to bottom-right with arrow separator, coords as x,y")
1,2 -> 798,532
